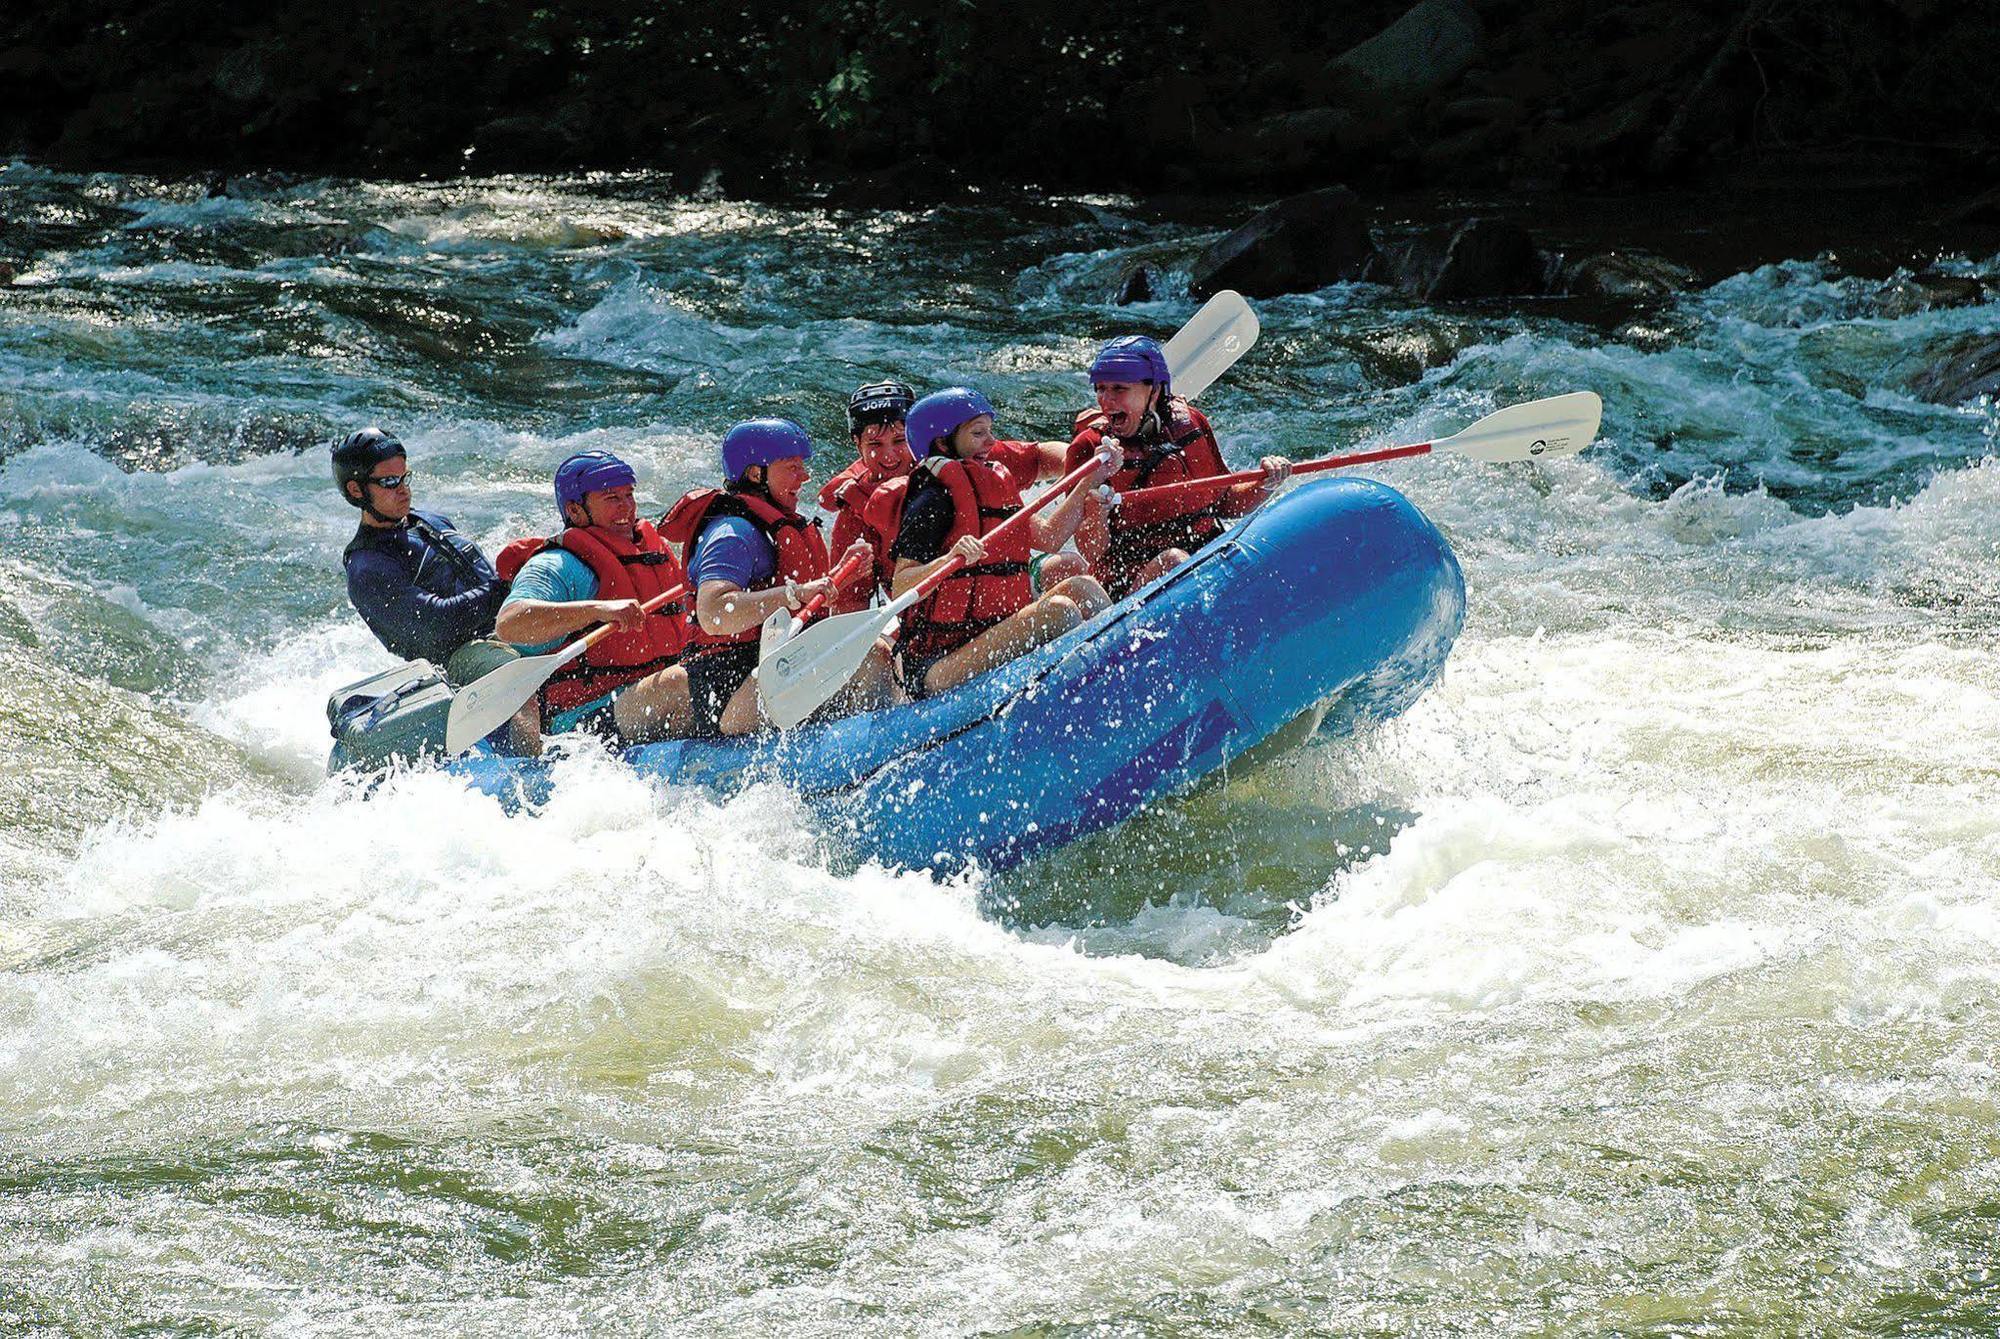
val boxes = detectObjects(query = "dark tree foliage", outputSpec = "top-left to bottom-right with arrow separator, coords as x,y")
0,0 -> 1992,192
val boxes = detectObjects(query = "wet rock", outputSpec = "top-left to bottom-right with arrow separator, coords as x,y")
1945,186 -> 2000,226
1875,272 -> 1988,319
820,155 -> 957,209
1258,108 -> 1369,168
1907,335 -> 2000,404
1438,96 -> 1524,134
1417,116 -> 1518,183
1115,266 -> 1154,305
1390,217 -> 1544,300
469,112 -> 588,171
1189,186 -> 1377,299
1562,89 -> 1664,165
1201,108 -> 1390,185
1562,251 -> 1701,300
1327,0 -> 1486,105
212,41 -> 279,103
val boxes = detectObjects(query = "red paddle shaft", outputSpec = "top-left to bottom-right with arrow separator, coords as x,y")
901,453 -> 1108,605
791,549 -> 873,622
573,582 -> 687,652
1116,440 -> 1437,508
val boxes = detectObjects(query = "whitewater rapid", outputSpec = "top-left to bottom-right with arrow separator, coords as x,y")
3,164 -> 1998,1333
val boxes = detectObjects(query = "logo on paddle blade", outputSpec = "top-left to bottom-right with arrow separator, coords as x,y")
1530,439 -> 1547,455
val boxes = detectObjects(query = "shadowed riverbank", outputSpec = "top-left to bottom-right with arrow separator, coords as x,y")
3,0 -> 1994,205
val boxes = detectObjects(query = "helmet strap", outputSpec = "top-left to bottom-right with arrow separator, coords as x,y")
351,481 -> 400,527
729,471 -> 786,512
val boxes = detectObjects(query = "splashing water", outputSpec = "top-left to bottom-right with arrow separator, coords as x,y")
3,163 -> 1999,1332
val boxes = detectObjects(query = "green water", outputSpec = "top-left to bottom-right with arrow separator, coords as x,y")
3,164 -> 1999,1333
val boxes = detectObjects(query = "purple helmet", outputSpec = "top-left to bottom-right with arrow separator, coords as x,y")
1089,335 -> 1171,393
554,449 -> 636,518
905,387 -> 997,459
722,418 -> 814,482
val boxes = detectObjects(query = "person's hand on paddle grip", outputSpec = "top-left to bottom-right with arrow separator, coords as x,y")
950,533 -> 987,565
835,541 -> 874,596
595,598 -> 646,630
1086,443 -> 1121,486
1259,455 -> 1293,487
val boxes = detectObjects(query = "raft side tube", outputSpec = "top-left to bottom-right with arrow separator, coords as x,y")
447,478 -> 1465,873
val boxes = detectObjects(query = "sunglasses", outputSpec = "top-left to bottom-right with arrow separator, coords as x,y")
369,470 -> 413,490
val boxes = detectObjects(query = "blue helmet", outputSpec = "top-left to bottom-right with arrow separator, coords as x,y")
1089,335 -> 1171,393
722,418 -> 814,482
906,387 -> 997,459
554,449 -> 636,518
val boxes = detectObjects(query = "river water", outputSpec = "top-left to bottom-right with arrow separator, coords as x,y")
3,162 -> 1998,1333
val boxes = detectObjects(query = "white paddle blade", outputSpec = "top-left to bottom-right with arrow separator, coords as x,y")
1442,391 -> 1602,463
443,650 -> 568,754
758,606 -> 800,664
758,607 -> 894,730
1162,290 -> 1259,401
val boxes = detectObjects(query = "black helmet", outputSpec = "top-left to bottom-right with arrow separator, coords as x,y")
331,427 -> 405,507
846,380 -> 915,436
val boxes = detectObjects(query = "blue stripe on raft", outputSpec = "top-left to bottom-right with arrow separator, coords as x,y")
452,477 -> 1466,873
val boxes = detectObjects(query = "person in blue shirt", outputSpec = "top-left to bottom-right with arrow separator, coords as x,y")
334,428 -> 509,667
660,419 -> 885,736
493,451 -> 696,747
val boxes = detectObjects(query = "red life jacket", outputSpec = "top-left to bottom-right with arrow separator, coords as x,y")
897,457 -> 1035,664
1070,397 -> 1230,566
660,487 -> 831,656
860,442 -> 1035,571
1073,396 -> 1225,496
860,475 -> 912,586
493,521 -> 689,716
819,460 -> 907,595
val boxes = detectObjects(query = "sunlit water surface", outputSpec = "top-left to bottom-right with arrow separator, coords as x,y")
3,165 -> 1998,1333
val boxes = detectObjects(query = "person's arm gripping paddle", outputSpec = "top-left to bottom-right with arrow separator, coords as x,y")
1116,392 -> 1603,512
444,582 -> 687,755
756,549 -> 876,663
760,449 -> 1117,730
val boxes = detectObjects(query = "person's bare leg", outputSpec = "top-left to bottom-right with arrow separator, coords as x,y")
506,701 -> 543,756
924,574 -> 1110,696
1034,551 -> 1090,591
1049,573 -> 1111,620
828,638 -> 901,716
613,665 -> 696,743
718,672 -> 765,736
1125,546 -> 1190,592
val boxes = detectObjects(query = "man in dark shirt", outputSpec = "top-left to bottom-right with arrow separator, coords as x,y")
333,428 -> 509,666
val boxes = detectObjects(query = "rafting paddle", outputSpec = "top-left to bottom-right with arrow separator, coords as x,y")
1113,391 -> 1604,510
755,289 -> 1258,655
443,583 -> 686,754
756,550 -> 873,666
1161,290 -> 1259,401
758,452 -> 1113,730
755,291 -> 1259,727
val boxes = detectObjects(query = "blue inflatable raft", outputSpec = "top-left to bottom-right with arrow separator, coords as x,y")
451,477 -> 1465,872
